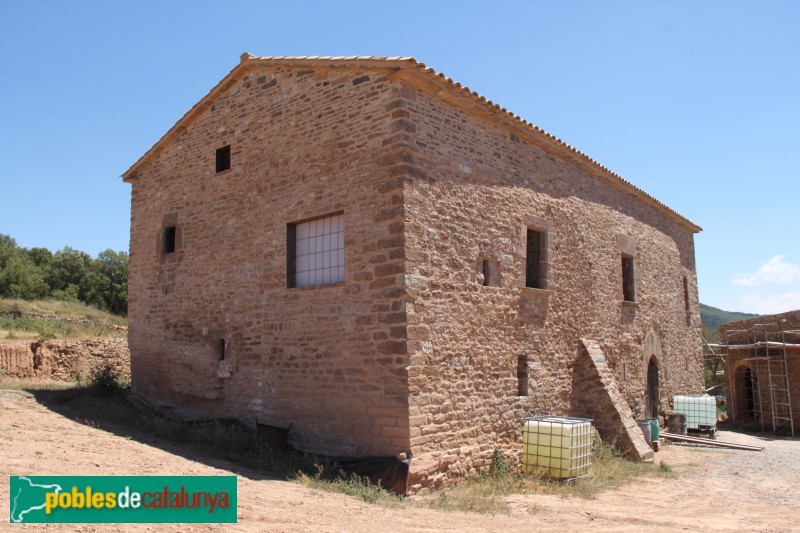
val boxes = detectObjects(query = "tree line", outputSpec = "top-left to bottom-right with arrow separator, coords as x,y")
0,234 -> 127,316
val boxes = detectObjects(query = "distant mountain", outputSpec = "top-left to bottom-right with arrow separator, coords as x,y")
700,303 -> 759,329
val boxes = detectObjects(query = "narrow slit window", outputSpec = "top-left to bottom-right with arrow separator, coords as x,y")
682,276 -> 691,323
219,339 -> 226,361
163,226 -> 176,254
621,254 -> 635,302
525,229 -> 542,288
478,258 -> 500,287
288,213 -> 344,288
517,354 -> 529,396
216,145 -> 231,173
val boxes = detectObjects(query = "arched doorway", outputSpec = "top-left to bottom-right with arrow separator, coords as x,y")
734,364 -> 758,419
646,356 -> 659,418
744,368 -> 756,418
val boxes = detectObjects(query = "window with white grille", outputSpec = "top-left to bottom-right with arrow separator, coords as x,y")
288,214 -> 344,288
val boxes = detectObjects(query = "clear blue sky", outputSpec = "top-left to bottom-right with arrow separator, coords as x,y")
1,1 -> 798,314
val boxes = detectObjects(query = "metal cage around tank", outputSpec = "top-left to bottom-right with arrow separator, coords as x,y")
522,416 -> 594,480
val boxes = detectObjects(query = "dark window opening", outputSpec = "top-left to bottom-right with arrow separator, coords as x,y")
517,354 -> 529,396
216,145 -> 231,173
744,367 -> 757,418
479,258 -> 500,287
682,276 -> 691,324
219,339 -> 226,361
525,229 -> 542,288
163,226 -> 176,254
622,255 -> 635,302
646,357 -> 659,418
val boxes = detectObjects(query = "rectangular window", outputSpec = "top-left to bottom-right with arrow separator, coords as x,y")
218,339 -> 226,361
622,255 -> 635,302
163,226 -> 176,254
288,213 -> 344,288
216,145 -> 231,173
525,229 -> 542,288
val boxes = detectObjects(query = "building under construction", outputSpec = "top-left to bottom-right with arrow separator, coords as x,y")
713,309 -> 800,436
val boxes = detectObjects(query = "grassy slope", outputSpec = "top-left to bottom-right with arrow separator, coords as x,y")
0,298 -> 126,340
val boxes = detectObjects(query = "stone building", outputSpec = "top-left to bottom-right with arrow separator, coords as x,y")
122,54 -> 704,490
719,309 -> 799,436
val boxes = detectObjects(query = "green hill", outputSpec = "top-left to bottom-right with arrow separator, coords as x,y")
700,303 -> 759,329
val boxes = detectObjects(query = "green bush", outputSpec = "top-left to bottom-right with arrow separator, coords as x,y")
490,448 -> 511,478
36,320 -> 59,340
89,362 -> 127,396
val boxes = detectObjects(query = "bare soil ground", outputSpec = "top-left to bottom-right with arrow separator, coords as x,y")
1,387 -> 798,532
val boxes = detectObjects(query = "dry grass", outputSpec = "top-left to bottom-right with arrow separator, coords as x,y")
0,377 -> 78,391
0,298 -> 126,339
296,440 -> 675,514
297,473 -> 405,506
0,298 -> 126,324
417,441 -> 674,514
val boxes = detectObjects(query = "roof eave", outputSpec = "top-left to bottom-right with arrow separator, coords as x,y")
120,54 -> 701,234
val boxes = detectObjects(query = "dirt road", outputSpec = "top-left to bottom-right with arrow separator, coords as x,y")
1,388 -> 798,532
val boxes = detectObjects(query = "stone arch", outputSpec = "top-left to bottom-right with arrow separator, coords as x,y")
642,330 -> 663,417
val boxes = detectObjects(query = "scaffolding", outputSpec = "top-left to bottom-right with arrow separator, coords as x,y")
709,321 -> 798,437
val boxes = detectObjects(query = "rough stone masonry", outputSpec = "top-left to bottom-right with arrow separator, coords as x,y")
0,338 -> 130,381
122,55 -> 704,491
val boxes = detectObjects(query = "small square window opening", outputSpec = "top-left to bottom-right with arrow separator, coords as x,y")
216,145 -> 231,173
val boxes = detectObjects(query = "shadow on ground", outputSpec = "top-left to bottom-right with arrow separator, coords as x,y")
716,420 -> 798,442
24,386 -> 304,483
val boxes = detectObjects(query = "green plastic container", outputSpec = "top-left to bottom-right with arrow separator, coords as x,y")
646,418 -> 660,442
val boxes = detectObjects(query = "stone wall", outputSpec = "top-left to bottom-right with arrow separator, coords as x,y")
0,342 -> 36,378
127,65 -> 412,457
394,78 -> 703,489
0,338 -> 130,381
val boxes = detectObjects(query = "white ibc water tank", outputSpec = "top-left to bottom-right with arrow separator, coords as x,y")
522,416 -> 593,479
673,394 -> 717,432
